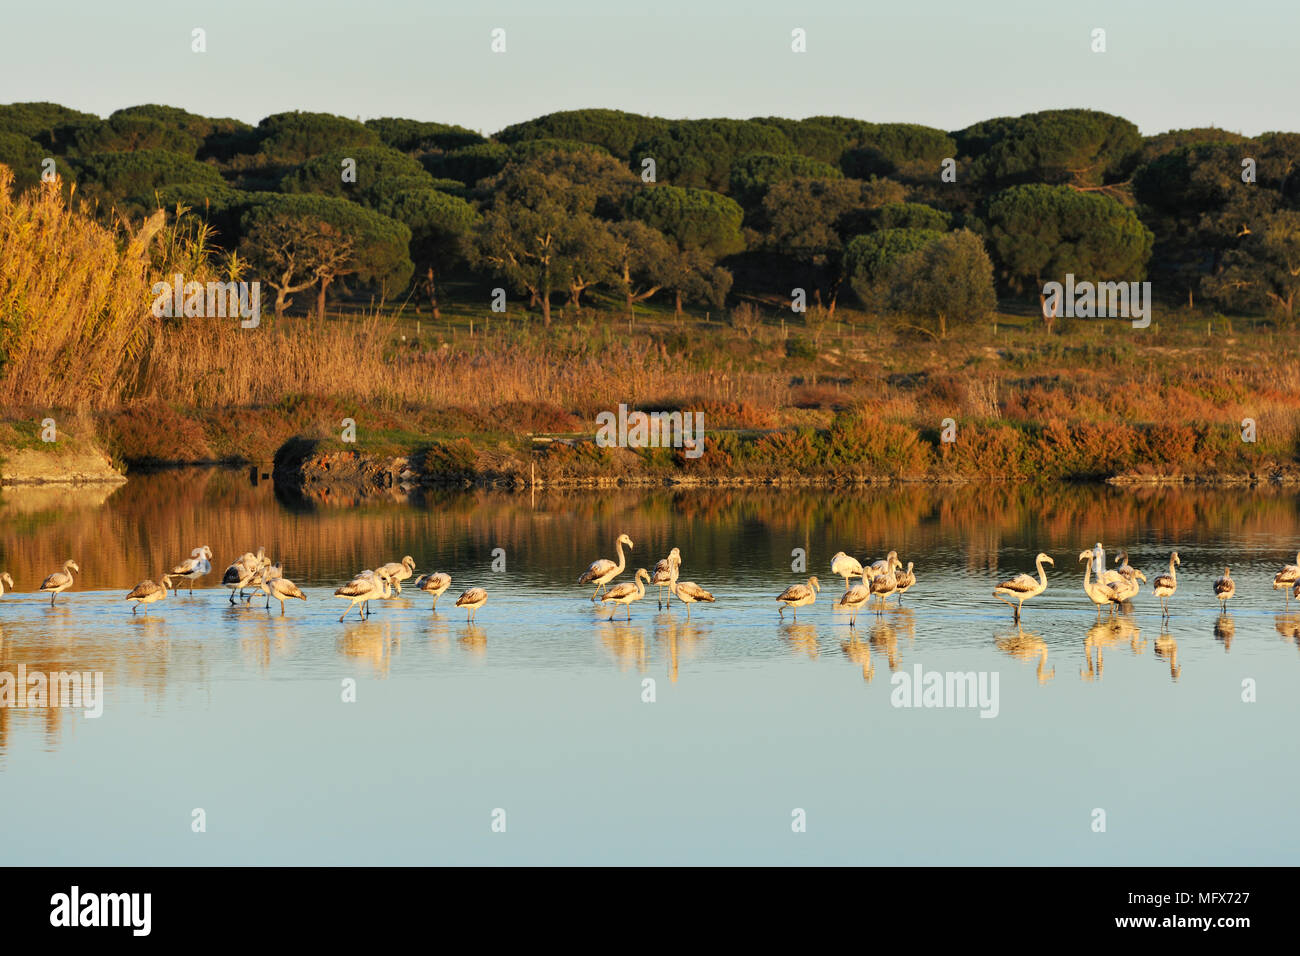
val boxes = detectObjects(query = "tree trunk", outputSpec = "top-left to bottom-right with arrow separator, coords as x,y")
317,276 -> 332,321
274,286 -> 288,320
427,266 -> 440,321
541,265 -> 551,326
675,289 -> 683,318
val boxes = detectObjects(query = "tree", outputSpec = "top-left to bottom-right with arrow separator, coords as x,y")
0,102 -> 98,151
981,183 -> 1153,328
240,194 -> 411,318
0,133 -> 62,193
364,117 -> 484,152
363,181 -> 477,318
627,184 -> 745,315
956,109 -> 1141,188
68,114 -> 201,156
608,220 -> 678,314
871,230 -> 996,338
1204,209 -> 1300,324
729,152 -> 842,209
253,111 -> 379,165
280,145 -> 432,197
840,123 -> 957,180
71,150 -> 224,213
467,152 -> 633,324
496,109 -> 669,158
761,177 -> 903,314
631,119 -> 795,191
845,228 -> 947,301
874,202 -> 952,232
423,142 -> 510,186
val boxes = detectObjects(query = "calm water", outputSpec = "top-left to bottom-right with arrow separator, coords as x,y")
1,470 -> 1297,864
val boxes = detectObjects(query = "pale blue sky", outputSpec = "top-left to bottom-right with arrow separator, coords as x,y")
3,0 -> 1294,136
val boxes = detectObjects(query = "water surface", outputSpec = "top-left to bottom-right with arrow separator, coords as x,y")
0,471 -> 1296,864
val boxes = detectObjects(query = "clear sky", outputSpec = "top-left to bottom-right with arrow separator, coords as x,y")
2,0 -> 1294,136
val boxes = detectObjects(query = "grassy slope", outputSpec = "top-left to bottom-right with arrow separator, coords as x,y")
5,285 -> 1299,482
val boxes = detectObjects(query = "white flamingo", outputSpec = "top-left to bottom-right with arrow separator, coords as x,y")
993,553 -> 1054,621
579,533 -> 634,600
776,576 -> 819,620
601,568 -> 651,620
669,565 -> 714,619
168,546 -> 213,594
455,587 -> 488,622
1273,550 -> 1300,606
259,576 -> 307,616
125,574 -> 172,614
1104,570 -> 1144,612
1102,549 -> 1142,586
893,562 -> 916,604
837,576 -> 873,627
650,548 -> 681,609
0,572 -> 14,596
830,552 -> 864,590
1079,550 -> 1112,619
377,556 -> 417,593
1152,552 -> 1180,618
869,561 -> 900,613
870,550 -> 902,577
335,569 -> 393,621
39,560 -> 80,605
222,549 -> 264,604
413,572 -> 452,609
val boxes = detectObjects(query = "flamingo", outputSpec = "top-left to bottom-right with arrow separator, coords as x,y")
776,576 -> 819,620
258,576 -> 307,616
830,552 -> 865,591
455,587 -> 488,622
669,566 -> 714,619
335,570 -> 393,622
39,560 -> 79,605
244,560 -> 279,604
1152,552 -> 1180,618
1100,549 -> 1144,587
1104,571 -> 1143,613
601,568 -> 651,620
413,572 -> 451,609
869,562 -> 900,613
222,550 -> 264,604
870,550 -> 902,577
1273,550 -> 1300,606
1214,566 -> 1235,612
1079,550 -> 1112,619
125,575 -> 172,614
168,546 -> 212,594
650,548 -> 681,609
579,533 -> 633,600
893,562 -> 916,604
837,576 -> 873,627
377,556 -> 417,593
0,572 -> 14,596
993,553 -> 1054,621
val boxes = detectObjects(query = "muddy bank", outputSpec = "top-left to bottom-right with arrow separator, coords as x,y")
267,435 -> 1300,499
0,446 -> 126,485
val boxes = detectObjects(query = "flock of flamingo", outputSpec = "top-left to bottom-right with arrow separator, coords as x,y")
0,538 -> 1291,624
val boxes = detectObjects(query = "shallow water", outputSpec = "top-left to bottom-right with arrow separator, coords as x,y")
0,470 -> 1297,864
